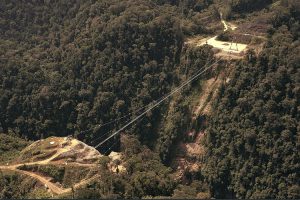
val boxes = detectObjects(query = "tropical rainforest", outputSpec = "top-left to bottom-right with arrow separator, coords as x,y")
0,0 -> 299,199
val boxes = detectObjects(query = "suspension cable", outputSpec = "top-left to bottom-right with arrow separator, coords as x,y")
103,140 -> 119,155
79,81 -> 179,136
89,57 -> 215,132
102,115 -> 146,154
82,57 -> 216,136
94,58 -> 221,148
91,117 -> 131,144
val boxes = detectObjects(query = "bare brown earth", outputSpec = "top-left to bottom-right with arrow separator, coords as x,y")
0,137 -> 101,195
0,161 -> 99,195
0,136 -> 127,196
17,136 -> 101,165
186,11 -> 266,60
192,77 -> 222,119
173,11 -> 266,182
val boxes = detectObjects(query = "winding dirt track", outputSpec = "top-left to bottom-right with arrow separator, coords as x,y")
198,17 -> 247,54
0,164 -> 99,195
0,165 -> 65,194
0,139 -> 98,195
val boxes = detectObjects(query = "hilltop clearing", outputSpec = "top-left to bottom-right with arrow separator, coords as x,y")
0,136 -> 101,195
0,135 -> 125,196
17,136 -> 101,165
186,8 -> 269,59
197,17 -> 249,58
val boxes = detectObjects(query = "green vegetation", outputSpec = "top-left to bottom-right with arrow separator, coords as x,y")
0,0 -> 213,146
26,188 -> 52,199
18,137 -> 64,163
18,164 -> 92,188
76,135 -> 177,198
0,133 -> 31,164
0,171 -> 47,199
0,0 -> 214,158
156,45 -> 214,163
19,164 -> 65,183
203,3 -> 300,198
0,0 -> 299,199
173,181 -> 210,198
0,0 -> 180,142
216,0 -> 274,19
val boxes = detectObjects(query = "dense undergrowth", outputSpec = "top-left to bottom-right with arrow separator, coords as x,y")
0,171 -> 50,199
0,133 -> 31,164
18,164 -> 92,188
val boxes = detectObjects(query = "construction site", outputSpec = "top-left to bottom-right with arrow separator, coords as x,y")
0,136 -> 125,196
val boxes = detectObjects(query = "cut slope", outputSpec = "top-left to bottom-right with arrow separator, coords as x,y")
193,77 -> 222,119
18,136 -> 102,164
0,136 -> 103,196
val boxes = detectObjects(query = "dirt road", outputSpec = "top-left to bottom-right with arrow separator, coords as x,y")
0,165 -> 65,194
0,164 -> 99,195
0,147 -> 97,196
0,137 -> 102,195
196,12 -> 248,55
220,12 -> 237,32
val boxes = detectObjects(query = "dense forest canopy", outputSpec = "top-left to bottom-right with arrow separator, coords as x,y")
1,0 -> 185,142
0,0 -> 299,199
0,0 -> 215,158
203,2 -> 300,198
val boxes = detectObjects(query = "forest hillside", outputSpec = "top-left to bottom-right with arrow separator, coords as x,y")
0,0 -> 299,199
